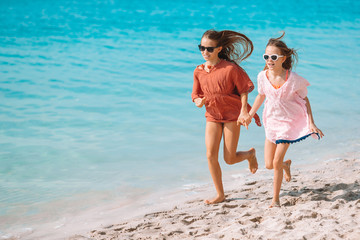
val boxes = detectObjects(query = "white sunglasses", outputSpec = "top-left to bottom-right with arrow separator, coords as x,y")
263,54 -> 284,61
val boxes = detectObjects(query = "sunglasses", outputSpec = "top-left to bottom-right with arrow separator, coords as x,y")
263,54 -> 284,61
198,45 -> 219,53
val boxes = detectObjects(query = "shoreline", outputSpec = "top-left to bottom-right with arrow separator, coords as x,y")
70,152 -> 360,240
4,151 -> 359,239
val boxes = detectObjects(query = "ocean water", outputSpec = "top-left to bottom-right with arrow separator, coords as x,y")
0,0 -> 359,238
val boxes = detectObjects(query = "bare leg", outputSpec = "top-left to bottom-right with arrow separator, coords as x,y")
271,143 -> 290,207
283,159 -> 292,182
264,139 -> 290,207
222,122 -> 258,173
264,139 -> 276,170
266,140 -> 292,181
204,121 -> 224,204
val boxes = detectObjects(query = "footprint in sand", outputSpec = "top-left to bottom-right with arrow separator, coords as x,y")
189,230 -> 198,236
249,216 -> 262,223
181,219 -> 195,225
242,212 -> 251,217
181,216 -> 197,225
144,211 -> 168,218
215,210 -> 229,215
113,227 -> 124,232
168,229 -> 184,236
284,224 -> 294,230
222,204 -> 239,209
331,203 -> 340,209
245,181 -> 257,186
282,197 -> 299,206
124,226 -> 137,232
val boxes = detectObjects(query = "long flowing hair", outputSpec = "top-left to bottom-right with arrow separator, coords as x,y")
264,32 -> 298,70
201,29 -> 253,65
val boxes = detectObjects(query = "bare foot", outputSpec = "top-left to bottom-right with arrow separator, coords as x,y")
283,159 -> 292,182
269,201 -> 281,208
204,195 -> 225,204
248,148 -> 258,174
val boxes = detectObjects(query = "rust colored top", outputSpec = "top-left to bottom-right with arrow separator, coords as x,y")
192,60 -> 261,126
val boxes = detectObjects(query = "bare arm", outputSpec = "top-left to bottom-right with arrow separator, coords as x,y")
249,94 -> 266,118
237,92 -> 250,128
304,97 -> 324,138
240,92 -> 248,114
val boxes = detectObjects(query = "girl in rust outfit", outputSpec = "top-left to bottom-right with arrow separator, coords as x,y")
192,30 -> 261,204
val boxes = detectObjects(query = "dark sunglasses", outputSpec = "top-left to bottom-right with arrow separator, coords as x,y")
263,54 -> 284,61
198,45 -> 219,53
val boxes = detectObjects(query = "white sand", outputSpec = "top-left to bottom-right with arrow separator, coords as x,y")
69,155 -> 360,240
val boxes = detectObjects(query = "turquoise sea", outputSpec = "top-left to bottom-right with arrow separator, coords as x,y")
1,0 -> 359,238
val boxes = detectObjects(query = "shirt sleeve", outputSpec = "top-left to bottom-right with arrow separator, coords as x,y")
257,71 -> 264,95
294,74 -> 310,99
232,65 -> 254,94
191,70 -> 204,101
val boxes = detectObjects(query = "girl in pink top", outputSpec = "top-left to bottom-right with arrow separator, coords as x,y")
246,32 -> 324,208
192,29 -> 261,204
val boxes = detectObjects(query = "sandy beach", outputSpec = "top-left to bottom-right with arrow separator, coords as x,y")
67,153 -> 360,240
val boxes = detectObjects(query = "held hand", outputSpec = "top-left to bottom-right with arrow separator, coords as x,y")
244,115 -> 252,127
194,97 -> 206,108
237,111 -> 251,130
309,122 -> 324,138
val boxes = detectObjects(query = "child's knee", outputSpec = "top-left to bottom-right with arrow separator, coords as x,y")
265,157 -> 274,169
273,159 -> 283,169
207,151 -> 218,163
223,153 -> 235,165
224,156 -> 235,165
265,162 -> 273,169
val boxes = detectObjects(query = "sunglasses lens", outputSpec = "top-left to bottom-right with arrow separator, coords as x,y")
271,55 -> 278,61
263,55 -> 269,60
199,45 -> 217,52
207,47 -> 215,53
